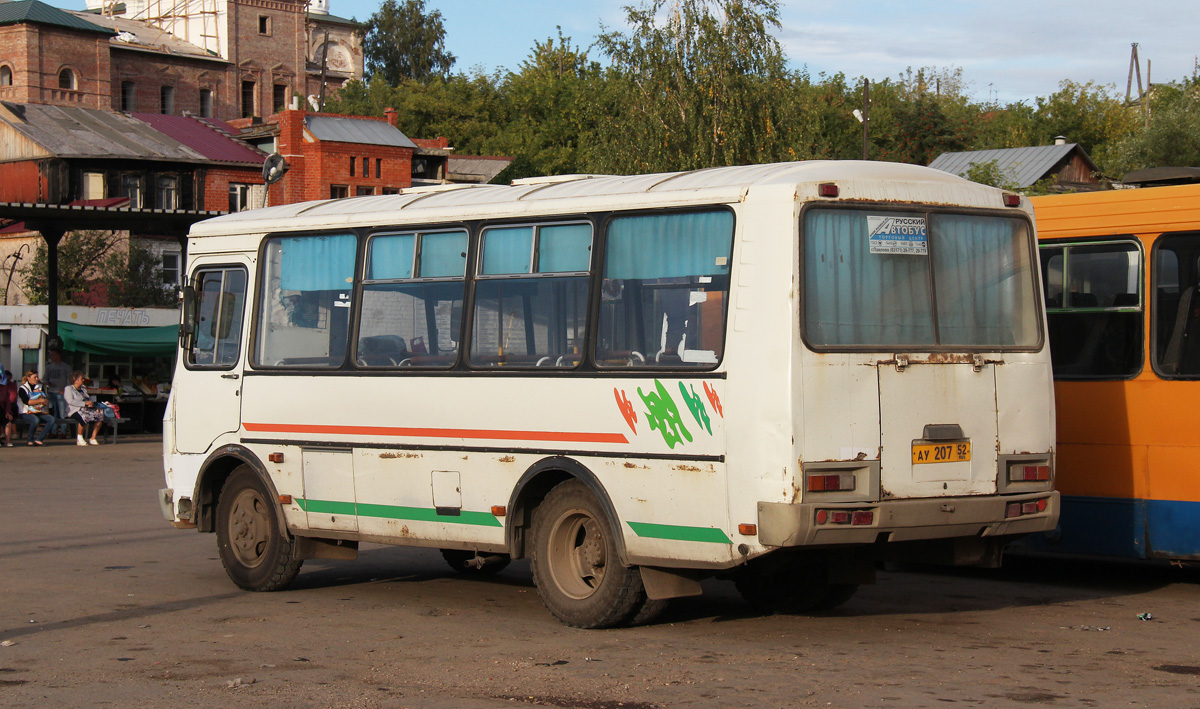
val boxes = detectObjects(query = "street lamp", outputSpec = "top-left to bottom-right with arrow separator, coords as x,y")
4,242 -> 30,306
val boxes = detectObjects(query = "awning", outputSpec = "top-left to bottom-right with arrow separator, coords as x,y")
57,321 -> 179,357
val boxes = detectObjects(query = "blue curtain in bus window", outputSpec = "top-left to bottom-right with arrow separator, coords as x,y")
280,233 -> 356,290
538,224 -> 592,273
803,210 -> 933,346
605,212 -> 733,279
367,233 -> 415,280
482,226 -> 533,275
419,231 -> 468,278
931,215 -> 1037,347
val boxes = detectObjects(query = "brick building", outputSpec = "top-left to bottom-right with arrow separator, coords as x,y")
0,0 -> 362,121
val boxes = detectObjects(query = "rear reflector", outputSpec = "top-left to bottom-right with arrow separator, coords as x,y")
818,183 -> 839,198
1007,498 -> 1049,519
807,473 -> 856,492
815,509 -> 873,526
1003,193 -> 1021,207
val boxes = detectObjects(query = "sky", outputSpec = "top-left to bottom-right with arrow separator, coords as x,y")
60,0 -> 1200,104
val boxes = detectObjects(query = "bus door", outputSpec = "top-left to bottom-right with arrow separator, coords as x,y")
175,261 -> 249,454
877,358 -> 999,498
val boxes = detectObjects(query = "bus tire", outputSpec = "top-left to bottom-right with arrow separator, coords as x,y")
215,465 -> 302,592
440,549 -> 511,575
530,479 -> 646,628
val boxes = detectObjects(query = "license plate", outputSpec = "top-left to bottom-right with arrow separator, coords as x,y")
912,441 -> 971,464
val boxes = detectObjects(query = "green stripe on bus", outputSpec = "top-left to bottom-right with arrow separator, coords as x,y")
295,498 -> 502,527
626,521 -> 731,544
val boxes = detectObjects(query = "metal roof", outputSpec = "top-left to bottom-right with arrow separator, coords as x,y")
447,155 -> 514,184
928,144 -> 1096,188
0,0 -> 114,34
191,160 -> 1018,238
132,113 -> 266,165
72,9 -> 223,60
0,102 -> 205,162
305,116 -> 418,148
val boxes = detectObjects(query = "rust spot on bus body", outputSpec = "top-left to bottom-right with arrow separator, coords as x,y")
497,455 -> 516,463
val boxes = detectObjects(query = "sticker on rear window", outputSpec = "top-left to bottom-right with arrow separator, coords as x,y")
868,216 -> 927,255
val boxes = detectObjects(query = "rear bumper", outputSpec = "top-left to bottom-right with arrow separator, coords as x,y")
758,491 -> 1060,547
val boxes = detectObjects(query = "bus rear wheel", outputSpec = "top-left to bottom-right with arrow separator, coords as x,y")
215,465 -> 302,592
530,480 -> 648,628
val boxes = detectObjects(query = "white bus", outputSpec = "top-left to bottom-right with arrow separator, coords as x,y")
161,161 -> 1059,628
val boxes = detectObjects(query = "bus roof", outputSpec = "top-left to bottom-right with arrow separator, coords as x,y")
192,160 -> 1011,237
1032,183 -> 1200,240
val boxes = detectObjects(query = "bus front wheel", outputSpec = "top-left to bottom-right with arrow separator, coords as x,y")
215,466 -> 302,592
530,480 -> 649,628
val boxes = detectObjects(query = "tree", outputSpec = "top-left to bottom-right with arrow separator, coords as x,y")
100,242 -> 177,308
1106,85 -> 1200,176
592,0 -> 797,173
361,0 -> 455,85
19,231 -> 121,305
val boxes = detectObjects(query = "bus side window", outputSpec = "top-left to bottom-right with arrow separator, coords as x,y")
1042,241 -> 1143,379
255,233 -> 356,368
596,211 -> 733,368
188,268 -> 246,368
358,229 -> 468,368
470,223 -> 591,369
1154,234 -> 1200,377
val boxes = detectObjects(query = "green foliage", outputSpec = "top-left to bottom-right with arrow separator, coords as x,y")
100,242 -> 177,308
591,0 -> 796,173
361,0 -> 455,84
962,159 -> 1019,191
331,1 -> 1197,186
19,231 -> 120,305
1106,85 -> 1200,176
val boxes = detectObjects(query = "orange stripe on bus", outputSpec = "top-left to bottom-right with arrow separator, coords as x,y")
242,422 -> 629,445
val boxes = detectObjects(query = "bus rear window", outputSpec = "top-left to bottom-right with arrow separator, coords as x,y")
255,233 -> 356,367
803,209 -> 1039,349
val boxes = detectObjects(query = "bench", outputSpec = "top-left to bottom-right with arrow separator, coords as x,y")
14,416 -> 131,445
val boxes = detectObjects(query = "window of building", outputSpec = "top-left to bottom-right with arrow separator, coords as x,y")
241,80 -> 255,118
596,211 -> 733,368
356,186 -> 374,196
272,84 -> 288,113
349,156 -> 355,177
58,68 -> 76,90
1152,233 -> 1200,378
162,251 -> 181,286
82,172 -> 105,200
357,229 -> 469,368
199,88 -> 213,118
258,15 -> 271,35
119,174 -> 142,208
471,223 -> 592,368
255,233 -> 356,367
160,85 -> 175,114
120,81 -> 136,112
229,183 -> 252,212
156,175 -> 178,209
1040,240 -> 1143,379
382,187 -> 400,195
362,157 -> 369,178
0,66 -> 12,86
376,158 -> 382,179
330,185 -> 347,199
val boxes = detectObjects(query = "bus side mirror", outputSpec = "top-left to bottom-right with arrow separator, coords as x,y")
180,285 -> 196,340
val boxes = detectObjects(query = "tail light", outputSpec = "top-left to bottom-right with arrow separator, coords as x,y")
1010,465 -> 1050,482
815,509 -> 874,526
807,473 -> 856,492
1006,497 -> 1050,519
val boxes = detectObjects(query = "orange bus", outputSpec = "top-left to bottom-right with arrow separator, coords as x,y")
1029,183 -> 1200,560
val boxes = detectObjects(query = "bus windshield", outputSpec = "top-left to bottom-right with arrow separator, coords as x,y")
803,209 -> 1040,349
